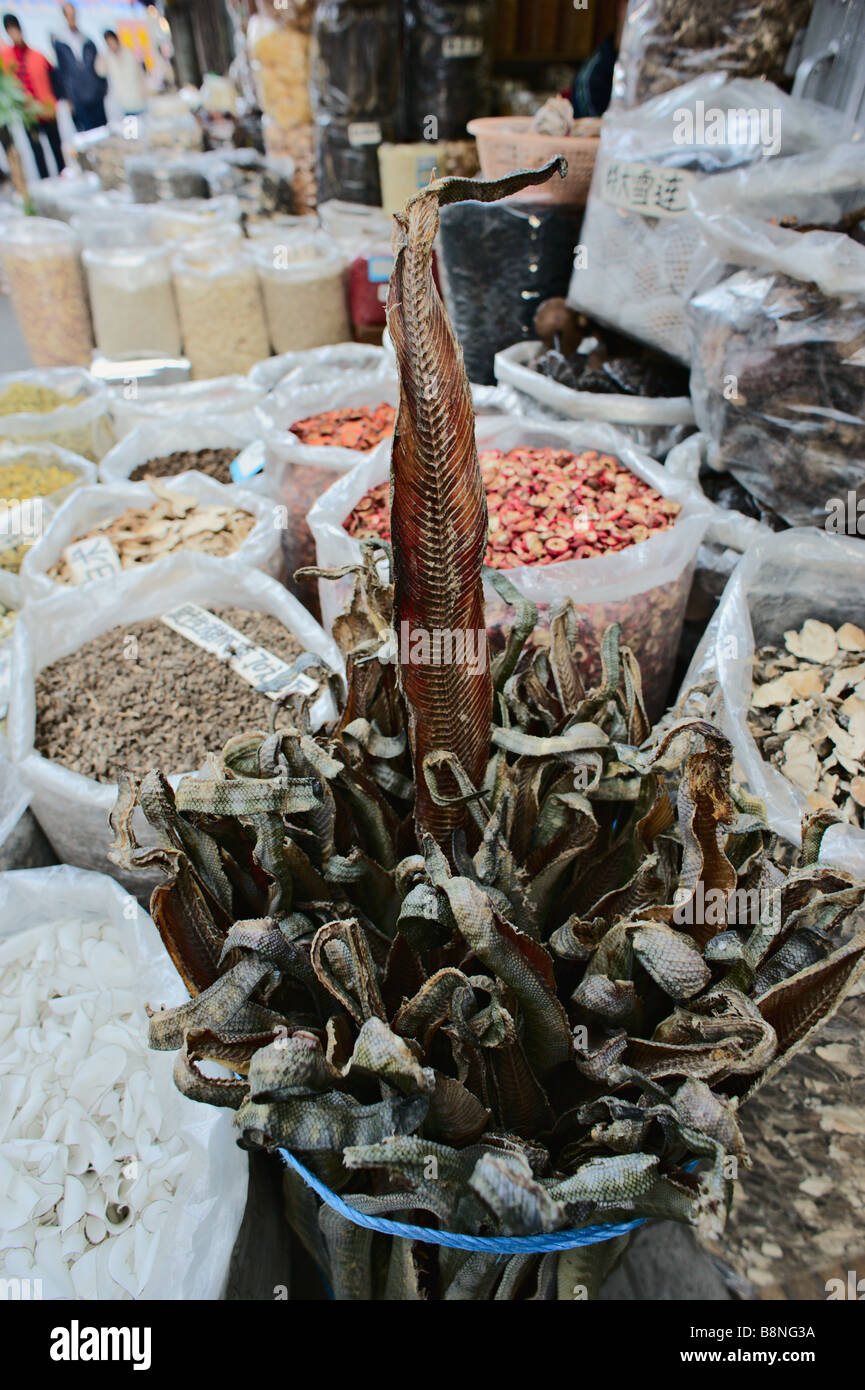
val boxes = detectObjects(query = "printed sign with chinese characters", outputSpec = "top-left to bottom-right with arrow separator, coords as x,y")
160,603 -> 319,700
599,159 -> 696,218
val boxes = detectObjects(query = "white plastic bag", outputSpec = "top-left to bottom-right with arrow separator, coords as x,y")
0,443 -> 98,592
8,553 -> 344,886
0,369 -> 115,462
248,342 -> 391,393
568,75 -> 852,362
19,474 -> 283,600
0,865 -> 248,1300
309,416 -> 711,716
680,529 -> 865,876
257,371 -> 399,471
687,142 -> 865,527
110,376 -> 268,439
98,417 -> 264,489
494,339 -> 694,458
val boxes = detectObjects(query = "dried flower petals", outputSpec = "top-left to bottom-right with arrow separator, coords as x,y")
346,445 -> 681,569
750,618 -> 865,825
290,402 -> 396,451
0,910 -> 192,1300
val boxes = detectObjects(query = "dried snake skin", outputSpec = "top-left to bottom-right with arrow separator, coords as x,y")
387,159 -> 566,853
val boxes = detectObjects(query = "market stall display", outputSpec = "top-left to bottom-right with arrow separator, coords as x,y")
99,420 -> 262,488
0,445 -> 96,578
253,240 -> 349,354
0,219 -> 93,369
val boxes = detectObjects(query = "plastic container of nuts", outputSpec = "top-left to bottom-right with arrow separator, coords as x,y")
173,242 -> 270,379
252,238 -> 349,354
310,417 -> 712,718
83,245 -> 182,359
0,218 -> 93,368
0,370 -> 115,463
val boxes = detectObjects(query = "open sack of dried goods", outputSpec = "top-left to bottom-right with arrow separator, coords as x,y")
0,218 -> 93,368
82,245 -> 182,361
687,142 -> 865,528
568,75 -> 849,363
19,475 -> 282,600
494,298 -> 694,458
99,418 -> 263,490
0,444 -> 97,585
7,554 -> 343,887
172,241 -> 270,381
677,529 -> 865,878
0,371 -> 114,464
311,416 -> 710,718
611,0 -> 813,108
251,239 -> 349,355
0,866 -> 248,1299
107,163 -> 865,1302
110,377 -> 268,440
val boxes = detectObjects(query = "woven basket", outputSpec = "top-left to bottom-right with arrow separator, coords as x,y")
467,117 -> 600,204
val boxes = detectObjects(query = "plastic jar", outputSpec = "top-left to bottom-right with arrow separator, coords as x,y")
0,219 -> 93,368
83,245 -> 181,358
253,240 -> 348,354
173,243 -> 270,379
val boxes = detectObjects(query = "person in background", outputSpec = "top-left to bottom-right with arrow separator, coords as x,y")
570,0 -> 629,118
1,13 -> 65,177
52,1 -> 106,131
95,30 -> 146,119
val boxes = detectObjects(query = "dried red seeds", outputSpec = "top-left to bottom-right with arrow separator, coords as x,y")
345,446 -> 681,568
290,402 -> 396,451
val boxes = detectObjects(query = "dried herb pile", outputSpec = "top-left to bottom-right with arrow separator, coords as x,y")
289,403 -> 395,451
128,448 -> 242,486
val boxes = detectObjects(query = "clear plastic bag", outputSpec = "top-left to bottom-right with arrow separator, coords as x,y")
252,239 -> 349,354
0,369 -> 114,462
0,864 -> 249,1300
439,197 -> 584,385
612,0 -> 814,109
403,0 -> 494,141
83,245 -> 182,359
19,474 -> 283,600
247,341 -> 390,393
679,529 -> 865,877
687,143 -> 865,527
0,443 -> 98,582
151,195 -> 242,245
8,553 -> 344,886
30,172 -> 102,223
494,340 -> 694,458
309,416 -> 711,717
110,376 -> 267,438
568,75 -> 852,363
173,244 -> 270,380
0,219 -> 94,368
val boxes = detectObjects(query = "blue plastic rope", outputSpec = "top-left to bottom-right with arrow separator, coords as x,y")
279,1147 -> 652,1253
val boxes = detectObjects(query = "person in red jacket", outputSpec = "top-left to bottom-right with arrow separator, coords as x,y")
1,12 -> 65,178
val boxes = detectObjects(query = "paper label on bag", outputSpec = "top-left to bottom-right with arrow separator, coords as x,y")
230,441 -> 265,484
348,121 -> 382,147
442,35 -> 483,58
600,159 -> 696,218
63,535 -> 123,584
160,602 -> 319,699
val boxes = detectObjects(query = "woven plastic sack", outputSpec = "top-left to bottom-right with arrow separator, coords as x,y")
611,0 -> 813,109
110,376 -> 268,439
98,417 -> 264,490
309,416 -> 711,717
0,865 -> 248,1300
687,142 -> 865,527
19,474 -> 283,600
494,339 -> 694,458
7,553 -> 344,888
248,341 -> 390,393
680,528 -> 865,877
0,370 -> 114,463
568,74 -> 851,363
